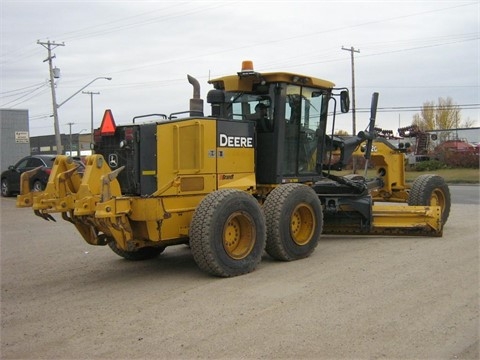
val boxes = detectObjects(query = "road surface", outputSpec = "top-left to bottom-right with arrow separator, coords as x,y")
1,188 -> 478,359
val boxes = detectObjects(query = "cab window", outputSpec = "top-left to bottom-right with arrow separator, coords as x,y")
283,85 -> 326,175
225,92 -> 274,132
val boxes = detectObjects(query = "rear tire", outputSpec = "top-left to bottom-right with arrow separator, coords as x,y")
264,183 -> 323,261
408,174 -> 451,225
108,241 -> 165,261
189,189 -> 266,277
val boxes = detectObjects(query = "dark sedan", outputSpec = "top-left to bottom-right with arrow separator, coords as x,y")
1,155 -> 56,197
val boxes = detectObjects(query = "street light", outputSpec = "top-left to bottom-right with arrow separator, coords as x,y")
53,76 -> 112,154
57,77 -> 112,108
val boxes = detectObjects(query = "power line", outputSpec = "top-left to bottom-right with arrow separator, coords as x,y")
0,81 -> 48,96
355,104 -> 480,113
46,2 -> 229,42
0,83 -> 49,107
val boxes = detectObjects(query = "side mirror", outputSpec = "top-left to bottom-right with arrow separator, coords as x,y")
340,90 -> 350,113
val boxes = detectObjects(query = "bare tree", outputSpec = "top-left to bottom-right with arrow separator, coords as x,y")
462,117 -> 476,128
412,97 -> 462,142
335,129 -> 349,136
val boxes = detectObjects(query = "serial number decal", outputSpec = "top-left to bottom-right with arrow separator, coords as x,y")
219,133 -> 253,148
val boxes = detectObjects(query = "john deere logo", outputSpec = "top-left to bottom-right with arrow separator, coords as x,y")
108,154 -> 118,168
219,133 -> 253,148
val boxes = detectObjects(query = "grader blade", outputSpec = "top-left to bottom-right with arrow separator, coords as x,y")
371,204 -> 442,236
323,204 -> 443,236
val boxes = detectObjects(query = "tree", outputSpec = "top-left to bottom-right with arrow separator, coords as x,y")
462,117 -> 476,128
412,97 -> 462,142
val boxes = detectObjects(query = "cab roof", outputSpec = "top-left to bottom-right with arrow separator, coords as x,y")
208,71 -> 335,92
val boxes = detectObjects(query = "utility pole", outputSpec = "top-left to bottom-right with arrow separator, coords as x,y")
82,91 -> 100,147
342,46 -> 360,136
38,40 -> 65,154
67,122 -> 75,156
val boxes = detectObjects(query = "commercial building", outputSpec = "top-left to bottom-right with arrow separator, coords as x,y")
0,109 -> 30,170
30,133 -> 92,157
1,108 -> 94,172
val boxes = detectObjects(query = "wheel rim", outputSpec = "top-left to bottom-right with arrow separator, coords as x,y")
430,189 -> 446,212
223,211 -> 256,260
290,203 -> 316,246
33,181 -> 42,192
1,181 -> 7,195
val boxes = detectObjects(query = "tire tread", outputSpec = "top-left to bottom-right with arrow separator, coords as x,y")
408,174 -> 451,224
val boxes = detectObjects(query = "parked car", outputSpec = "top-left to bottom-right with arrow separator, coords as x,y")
1,155 -> 56,197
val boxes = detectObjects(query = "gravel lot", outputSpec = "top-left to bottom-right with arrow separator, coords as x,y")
1,193 -> 478,359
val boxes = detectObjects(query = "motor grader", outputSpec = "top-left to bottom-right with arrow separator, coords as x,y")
17,61 -> 451,277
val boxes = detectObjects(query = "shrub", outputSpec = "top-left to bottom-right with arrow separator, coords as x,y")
414,160 -> 447,171
441,151 -> 479,168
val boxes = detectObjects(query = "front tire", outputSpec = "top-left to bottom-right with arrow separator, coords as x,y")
264,183 -> 323,261
189,189 -> 266,277
408,174 -> 451,225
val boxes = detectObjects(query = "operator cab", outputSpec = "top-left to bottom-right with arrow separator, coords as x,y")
207,61 -> 350,185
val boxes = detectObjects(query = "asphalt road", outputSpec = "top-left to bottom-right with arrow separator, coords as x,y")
1,186 -> 478,359
449,185 -> 480,205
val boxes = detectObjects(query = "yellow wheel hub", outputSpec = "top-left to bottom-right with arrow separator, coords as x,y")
223,211 -> 255,260
290,203 -> 316,246
430,189 -> 447,219
430,189 -> 446,208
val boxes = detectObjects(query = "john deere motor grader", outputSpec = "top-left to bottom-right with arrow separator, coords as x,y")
17,61 -> 451,277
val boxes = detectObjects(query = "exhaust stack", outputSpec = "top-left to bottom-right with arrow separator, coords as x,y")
187,74 -> 203,117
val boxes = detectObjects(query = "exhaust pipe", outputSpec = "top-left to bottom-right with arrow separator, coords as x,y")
187,75 -> 203,116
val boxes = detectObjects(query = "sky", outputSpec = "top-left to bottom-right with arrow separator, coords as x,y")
1,0 -> 479,137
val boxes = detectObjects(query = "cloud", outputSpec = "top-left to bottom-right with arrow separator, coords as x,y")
1,1 -> 478,136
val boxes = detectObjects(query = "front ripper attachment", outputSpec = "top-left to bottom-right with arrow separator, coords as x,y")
17,156 -> 82,214
16,154 -> 129,248
16,155 -> 120,219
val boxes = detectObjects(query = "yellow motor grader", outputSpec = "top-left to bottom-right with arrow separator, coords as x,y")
17,61 -> 450,277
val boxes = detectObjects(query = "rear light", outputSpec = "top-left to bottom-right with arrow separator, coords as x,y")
44,168 -> 52,175
125,128 -> 134,141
